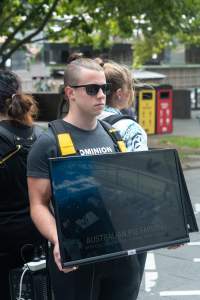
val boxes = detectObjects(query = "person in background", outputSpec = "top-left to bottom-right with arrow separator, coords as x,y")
99,60 -> 148,152
100,60 -> 183,284
0,69 -> 44,300
98,60 -> 148,290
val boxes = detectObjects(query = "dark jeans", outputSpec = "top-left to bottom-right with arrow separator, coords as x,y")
48,246 -> 146,300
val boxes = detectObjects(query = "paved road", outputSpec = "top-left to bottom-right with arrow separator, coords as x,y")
138,168 -> 200,300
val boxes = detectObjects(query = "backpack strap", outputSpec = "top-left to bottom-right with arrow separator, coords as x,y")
103,114 -> 137,125
99,120 -> 127,153
0,125 -> 21,165
49,120 -> 77,157
0,123 -> 43,165
0,145 -> 21,165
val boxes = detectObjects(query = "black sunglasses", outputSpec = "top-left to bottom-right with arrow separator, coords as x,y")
69,83 -> 111,96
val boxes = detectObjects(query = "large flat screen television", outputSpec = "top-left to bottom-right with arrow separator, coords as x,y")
49,149 -> 197,267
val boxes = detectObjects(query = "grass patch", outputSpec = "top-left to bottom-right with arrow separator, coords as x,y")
159,136 -> 200,149
149,135 -> 200,166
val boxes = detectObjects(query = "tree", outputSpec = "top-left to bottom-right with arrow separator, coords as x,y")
1,0 -> 200,68
0,0 -> 62,67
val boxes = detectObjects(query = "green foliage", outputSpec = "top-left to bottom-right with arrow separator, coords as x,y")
1,0 -> 200,67
0,0 -> 61,66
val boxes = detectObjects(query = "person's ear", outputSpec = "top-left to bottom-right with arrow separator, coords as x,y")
65,86 -> 75,101
116,88 -> 123,100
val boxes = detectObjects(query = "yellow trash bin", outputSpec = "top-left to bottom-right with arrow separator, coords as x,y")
137,89 -> 156,135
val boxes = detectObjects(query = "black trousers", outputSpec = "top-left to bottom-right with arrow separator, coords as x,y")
0,218 -> 44,300
0,251 -> 24,300
48,246 -> 146,300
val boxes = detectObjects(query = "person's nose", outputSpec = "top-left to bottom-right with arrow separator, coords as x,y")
97,87 -> 106,98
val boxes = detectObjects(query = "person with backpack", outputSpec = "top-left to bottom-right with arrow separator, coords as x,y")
98,60 -> 148,294
0,69 -> 44,300
27,58 -> 143,300
100,61 -> 148,152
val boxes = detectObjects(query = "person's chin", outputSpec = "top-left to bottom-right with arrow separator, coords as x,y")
94,104 -> 105,112
93,111 -> 102,117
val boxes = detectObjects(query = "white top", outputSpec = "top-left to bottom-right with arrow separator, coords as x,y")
99,107 -> 148,152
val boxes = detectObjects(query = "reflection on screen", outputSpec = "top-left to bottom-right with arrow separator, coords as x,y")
50,150 -> 189,266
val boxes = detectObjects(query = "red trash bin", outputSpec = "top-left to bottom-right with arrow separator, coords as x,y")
156,85 -> 173,134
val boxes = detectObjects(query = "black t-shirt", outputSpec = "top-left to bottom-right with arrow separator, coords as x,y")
0,120 -> 43,223
27,120 -> 116,179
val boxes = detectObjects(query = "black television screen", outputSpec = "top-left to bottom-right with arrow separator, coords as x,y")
49,149 -> 193,267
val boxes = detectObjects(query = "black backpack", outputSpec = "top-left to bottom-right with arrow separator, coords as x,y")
0,124 -> 43,212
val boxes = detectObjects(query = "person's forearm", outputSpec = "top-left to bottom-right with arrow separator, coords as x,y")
31,203 -> 58,245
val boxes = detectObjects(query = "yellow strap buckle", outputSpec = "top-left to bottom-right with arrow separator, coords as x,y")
57,133 -> 76,156
117,141 -> 127,153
